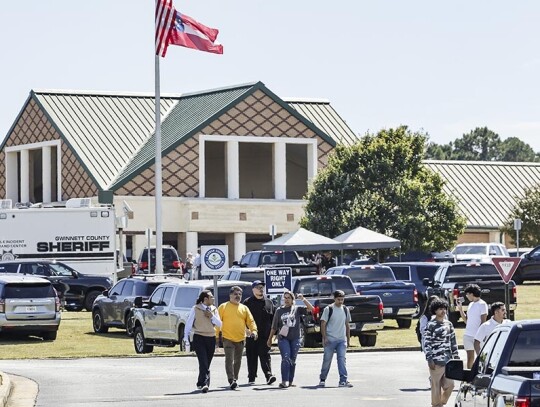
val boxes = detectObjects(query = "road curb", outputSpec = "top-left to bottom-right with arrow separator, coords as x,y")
0,371 -> 12,407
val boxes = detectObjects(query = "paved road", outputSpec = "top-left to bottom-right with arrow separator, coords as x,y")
2,351 -> 462,406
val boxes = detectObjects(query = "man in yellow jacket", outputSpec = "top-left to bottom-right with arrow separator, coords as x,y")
217,285 -> 258,389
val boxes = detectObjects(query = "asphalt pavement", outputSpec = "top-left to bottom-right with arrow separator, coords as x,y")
0,350 -> 465,406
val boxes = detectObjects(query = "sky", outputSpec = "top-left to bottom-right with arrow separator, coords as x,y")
2,1 -> 540,151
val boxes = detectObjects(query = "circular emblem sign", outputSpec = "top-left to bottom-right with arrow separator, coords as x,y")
204,248 -> 226,270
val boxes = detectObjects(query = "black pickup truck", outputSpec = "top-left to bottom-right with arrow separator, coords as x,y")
291,275 -> 384,348
446,319 -> 540,407
230,250 -> 319,276
423,262 -> 517,325
326,264 -> 418,329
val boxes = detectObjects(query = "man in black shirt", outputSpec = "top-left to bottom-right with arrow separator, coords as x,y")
243,280 -> 276,385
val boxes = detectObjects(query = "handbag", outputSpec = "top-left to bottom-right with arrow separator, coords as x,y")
279,324 -> 289,337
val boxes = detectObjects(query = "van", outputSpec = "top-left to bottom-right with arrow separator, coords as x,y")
0,274 -> 61,340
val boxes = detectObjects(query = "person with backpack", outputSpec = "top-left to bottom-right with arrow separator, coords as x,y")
318,290 -> 353,388
267,290 -> 313,388
417,295 -> 441,352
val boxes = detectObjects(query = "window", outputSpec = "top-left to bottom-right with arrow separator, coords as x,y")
149,287 -> 165,305
390,266 -> 410,281
241,253 -> 252,266
248,253 -> 260,267
486,330 -> 509,372
478,331 -> 500,374
347,267 -> 395,282
4,283 -> 55,298
48,263 -> 75,277
161,287 -> 173,306
121,280 -> 134,296
416,266 -> 440,281
0,264 -> 19,273
239,272 -> 264,282
135,282 -> 162,297
174,287 -> 200,308
110,281 -> 125,296
508,329 -> 540,367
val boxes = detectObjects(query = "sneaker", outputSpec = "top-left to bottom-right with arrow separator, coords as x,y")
338,381 -> 353,388
267,375 -> 277,385
248,381 -> 255,385
197,385 -> 203,390
202,385 -> 209,393
279,382 -> 288,388
318,380 -> 325,387
230,381 -> 238,390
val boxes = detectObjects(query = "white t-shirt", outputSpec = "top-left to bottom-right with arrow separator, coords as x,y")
474,317 -> 509,344
464,299 -> 488,337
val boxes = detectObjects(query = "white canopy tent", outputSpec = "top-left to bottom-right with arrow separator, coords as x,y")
333,226 -> 401,250
262,227 -> 341,251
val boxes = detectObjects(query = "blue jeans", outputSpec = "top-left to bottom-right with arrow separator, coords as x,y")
319,339 -> 348,383
277,337 -> 301,383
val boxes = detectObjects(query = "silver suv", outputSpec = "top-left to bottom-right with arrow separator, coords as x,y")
452,243 -> 509,262
0,274 -> 61,340
132,280 -> 251,354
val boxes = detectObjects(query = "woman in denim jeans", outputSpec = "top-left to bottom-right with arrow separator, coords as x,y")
267,291 -> 313,388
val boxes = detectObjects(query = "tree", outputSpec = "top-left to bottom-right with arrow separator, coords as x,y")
501,184 -> 540,247
425,141 -> 453,160
497,137 -> 538,162
300,126 -> 466,252
452,127 -> 500,160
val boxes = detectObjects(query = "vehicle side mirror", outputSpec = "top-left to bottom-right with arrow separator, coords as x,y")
422,278 -> 432,287
102,290 -> 109,297
445,359 -> 468,381
71,271 -> 78,278
232,261 -> 239,266
134,296 -> 143,308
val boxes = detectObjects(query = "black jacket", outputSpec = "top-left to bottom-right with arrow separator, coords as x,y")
243,296 -> 275,337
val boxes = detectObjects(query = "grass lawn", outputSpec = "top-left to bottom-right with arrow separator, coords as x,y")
1,283 -> 538,359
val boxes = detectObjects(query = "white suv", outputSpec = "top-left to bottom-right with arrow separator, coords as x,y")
451,243 -> 509,262
0,274 -> 61,340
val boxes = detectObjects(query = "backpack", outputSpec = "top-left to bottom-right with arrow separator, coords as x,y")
326,304 -> 350,323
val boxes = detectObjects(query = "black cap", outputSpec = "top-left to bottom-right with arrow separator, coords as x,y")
252,280 -> 265,287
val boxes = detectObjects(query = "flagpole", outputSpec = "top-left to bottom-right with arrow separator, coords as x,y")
154,54 -> 164,274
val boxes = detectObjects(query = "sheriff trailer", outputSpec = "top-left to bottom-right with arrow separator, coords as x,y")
0,198 -> 118,278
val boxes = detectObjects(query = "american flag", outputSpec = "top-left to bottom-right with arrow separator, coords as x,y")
155,0 -> 175,57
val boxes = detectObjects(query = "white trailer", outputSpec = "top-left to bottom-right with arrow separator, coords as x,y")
0,198 -> 117,278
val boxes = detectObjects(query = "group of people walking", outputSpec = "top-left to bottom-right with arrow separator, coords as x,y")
183,282 -> 353,392
419,284 -> 509,407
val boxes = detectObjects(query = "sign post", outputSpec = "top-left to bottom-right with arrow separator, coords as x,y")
514,218 -> 522,257
492,256 -> 521,316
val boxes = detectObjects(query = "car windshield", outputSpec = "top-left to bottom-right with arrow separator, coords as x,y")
453,245 -> 487,255
346,267 -> 395,282
508,329 -> 540,367
295,277 -> 355,297
48,263 -> 75,277
134,282 -> 163,297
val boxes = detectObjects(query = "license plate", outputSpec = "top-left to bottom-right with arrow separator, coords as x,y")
26,306 -> 37,312
383,307 -> 392,314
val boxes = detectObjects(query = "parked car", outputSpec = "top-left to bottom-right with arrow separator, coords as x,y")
137,246 -> 184,274
383,262 -> 444,315
423,261 -> 517,325
508,247 -> 533,258
230,250 -> 319,275
0,260 -> 112,311
451,242 -> 509,262
0,274 -> 61,340
446,319 -> 540,407
131,280 -> 252,354
325,264 -> 417,328
290,275 -> 384,347
512,245 -> 540,284
92,274 -> 176,335
385,251 -> 455,263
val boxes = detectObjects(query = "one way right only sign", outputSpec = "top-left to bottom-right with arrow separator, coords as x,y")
492,257 -> 522,284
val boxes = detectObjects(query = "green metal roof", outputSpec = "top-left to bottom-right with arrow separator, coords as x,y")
285,98 -> 359,146
425,160 -> 540,229
32,90 -> 179,190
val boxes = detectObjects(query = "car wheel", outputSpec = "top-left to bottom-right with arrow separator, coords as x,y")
93,309 -> 109,333
84,290 -> 102,312
134,326 -> 153,354
396,318 -> 412,329
125,311 -> 135,337
359,334 -> 376,347
42,331 -> 57,341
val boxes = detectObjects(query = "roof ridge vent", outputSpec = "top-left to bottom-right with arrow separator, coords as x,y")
66,198 -> 92,208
